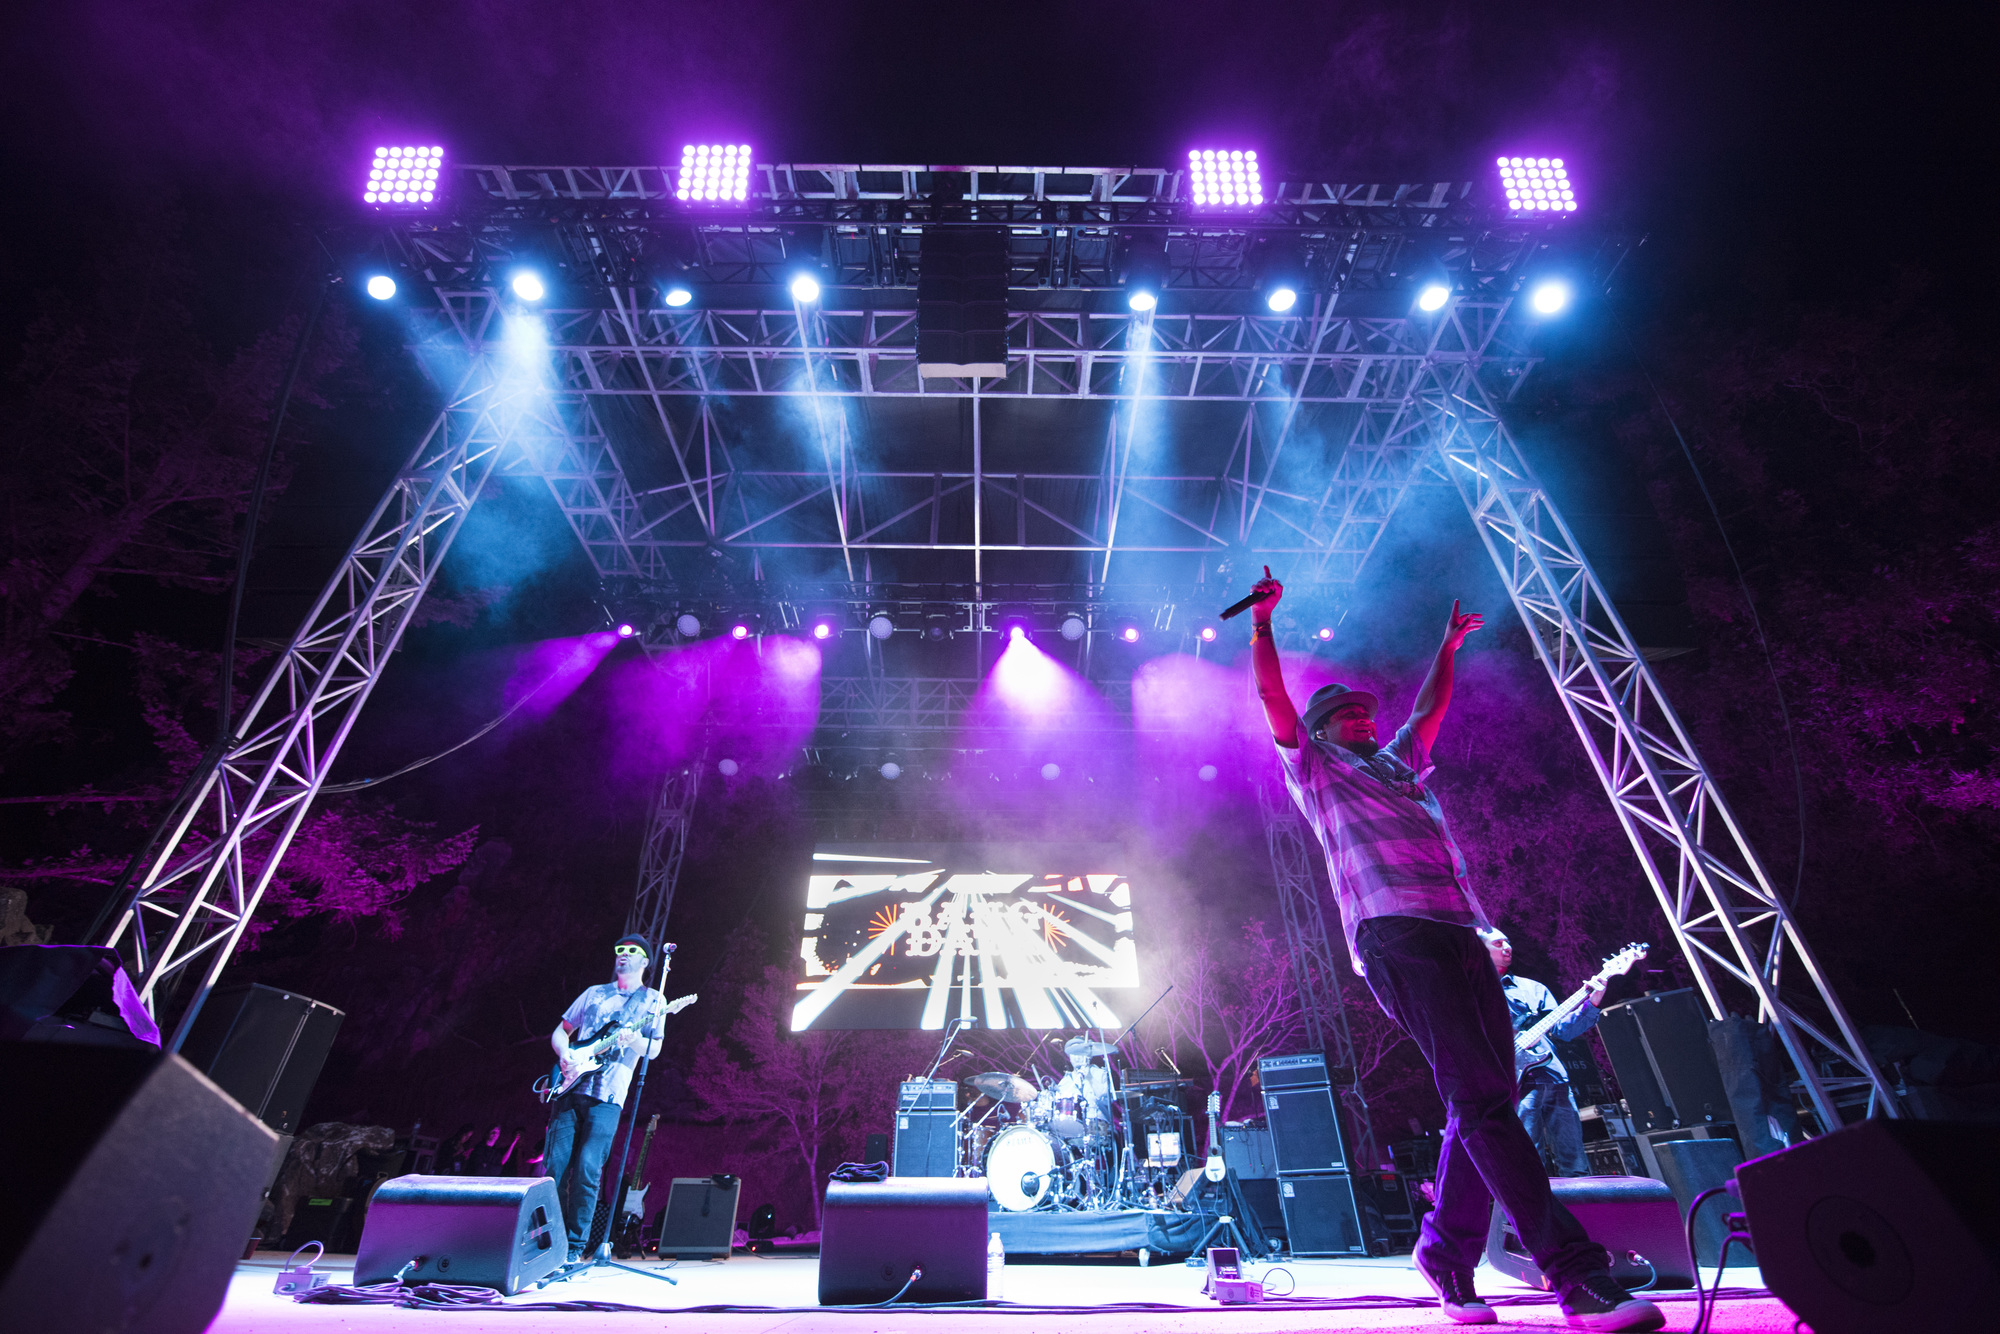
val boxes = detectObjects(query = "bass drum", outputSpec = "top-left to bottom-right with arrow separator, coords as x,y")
984,1124 -> 1059,1211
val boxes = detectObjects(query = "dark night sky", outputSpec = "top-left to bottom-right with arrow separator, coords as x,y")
3,3 -> 1994,1134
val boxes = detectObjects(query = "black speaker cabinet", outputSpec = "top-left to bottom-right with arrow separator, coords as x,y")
1485,1174 -> 1696,1289
818,1177 -> 989,1304
1264,1084 -> 1348,1174
1597,989 -> 1731,1132
354,1176 -> 563,1294
1219,1122 -> 1276,1178
1277,1173 -> 1366,1256
1737,1119 -> 1999,1334
893,1080 -> 958,1177
1649,1134 -> 1744,1266
178,983 -> 343,1134
0,1042 -> 282,1334
657,1176 -> 741,1259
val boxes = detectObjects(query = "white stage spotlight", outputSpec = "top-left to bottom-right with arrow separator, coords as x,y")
718,758 -> 740,775
363,145 -> 443,206
1126,289 -> 1157,313
868,613 -> 894,640
511,271 -> 547,302
790,272 -> 822,303
1059,615 -> 1086,641
365,275 -> 397,301
1417,284 -> 1450,312
676,613 -> 702,636
1041,763 -> 1061,780
1187,148 -> 1265,208
1531,280 -> 1571,315
676,143 -> 753,203
1265,286 -> 1298,313
880,761 -> 902,780
1499,155 -> 1576,215
664,285 -> 693,307
1198,764 -> 1218,782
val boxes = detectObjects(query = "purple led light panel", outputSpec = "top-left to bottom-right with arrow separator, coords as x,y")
1498,156 -> 1576,213
1187,149 -> 1263,208
677,143 -> 752,202
364,146 -> 443,205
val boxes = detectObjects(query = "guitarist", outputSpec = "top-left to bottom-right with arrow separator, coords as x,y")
545,934 -> 673,1262
1482,929 -> 1602,1177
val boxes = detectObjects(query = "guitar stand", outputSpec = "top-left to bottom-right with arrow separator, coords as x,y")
538,1051 -> 678,1290
1182,1211 -> 1254,1268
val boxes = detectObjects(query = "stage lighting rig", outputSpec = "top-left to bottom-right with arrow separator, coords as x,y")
790,271 -> 823,303
677,143 -> 752,203
363,145 -> 443,207
1499,155 -> 1575,215
1119,232 -> 1167,312
1416,283 -> 1451,312
1186,148 -> 1264,208
664,284 -> 694,307
510,271 -> 547,302
1248,237 -> 1307,313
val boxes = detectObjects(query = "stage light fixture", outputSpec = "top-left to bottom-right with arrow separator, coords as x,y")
718,758 -> 740,775
1127,290 -> 1157,313
1120,232 -> 1167,313
790,272 -> 822,303
664,284 -> 693,307
811,622 -> 833,640
1198,764 -> 1218,782
1316,627 -> 1334,640
730,623 -> 751,640
511,271 -> 547,302
1120,626 -> 1140,644
1199,626 -> 1218,642
1059,615 -> 1086,642
1187,148 -> 1264,208
676,613 -> 702,636
1498,155 -> 1576,215
1041,763 -> 1061,780
868,613 -> 894,640
363,145 -> 444,205
1417,283 -> 1451,313
1265,286 -> 1298,313
616,622 -> 637,639
1530,280 -> 1571,315
880,761 -> 902,780
1008,625 -> 1027,641
364,275 -> 397,301
676,143 -> 753,203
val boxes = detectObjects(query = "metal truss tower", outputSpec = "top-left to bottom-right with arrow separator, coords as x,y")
93,158 -> 1893,1129
625,761 -> 701,953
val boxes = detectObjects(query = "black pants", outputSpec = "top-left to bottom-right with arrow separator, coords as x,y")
1357,915 -> 1609,1286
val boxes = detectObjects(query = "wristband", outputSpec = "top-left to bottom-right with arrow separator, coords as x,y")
1250,621 -> 1272,641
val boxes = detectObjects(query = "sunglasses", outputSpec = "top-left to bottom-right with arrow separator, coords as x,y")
613,945 -> 647,958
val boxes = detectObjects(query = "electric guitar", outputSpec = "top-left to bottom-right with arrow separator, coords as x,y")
1514,943 -> 1648,1078
612,1114 -> 661,1258
535,993 -> 697,1104
1203,1091 -> 1227,1183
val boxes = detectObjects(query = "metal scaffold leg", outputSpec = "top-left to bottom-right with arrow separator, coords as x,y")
626,760 -> 702,951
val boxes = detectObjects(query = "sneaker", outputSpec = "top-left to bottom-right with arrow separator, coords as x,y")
1558,1273 -> 1664,1331
1413,1249 -> 1496,1325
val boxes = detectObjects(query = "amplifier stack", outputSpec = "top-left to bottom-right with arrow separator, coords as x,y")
1258,1053 -> 1370,1256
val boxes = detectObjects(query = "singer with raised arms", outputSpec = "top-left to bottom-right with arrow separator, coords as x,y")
1244,571 -> 1662,1332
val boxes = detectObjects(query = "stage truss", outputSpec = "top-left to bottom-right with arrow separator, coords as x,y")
96,161 -> 1891,1132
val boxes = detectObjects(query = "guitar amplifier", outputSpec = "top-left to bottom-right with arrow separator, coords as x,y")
1257,1052 -> 1329,1089
655,1176 -> 741,1259
1219,1122 -> 1276,1179
893,1080 -> 958,1177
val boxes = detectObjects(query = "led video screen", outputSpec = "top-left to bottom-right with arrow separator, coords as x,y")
792,844 -> 1141,1031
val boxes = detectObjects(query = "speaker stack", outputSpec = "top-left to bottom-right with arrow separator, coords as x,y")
892,1078 -> 957,1176
1259,1052 -> 1367,1256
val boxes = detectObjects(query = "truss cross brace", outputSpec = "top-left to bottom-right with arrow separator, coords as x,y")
626,760 -> 702,952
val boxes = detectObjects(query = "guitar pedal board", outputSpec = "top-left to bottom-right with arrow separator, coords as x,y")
1204,1248 -> 1264,1304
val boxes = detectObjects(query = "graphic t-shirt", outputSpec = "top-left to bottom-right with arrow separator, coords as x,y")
561,983 -> 667,1106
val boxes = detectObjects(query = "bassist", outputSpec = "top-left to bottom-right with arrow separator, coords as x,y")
1482,929 -> 1603,1177
545,934 -> 675,1261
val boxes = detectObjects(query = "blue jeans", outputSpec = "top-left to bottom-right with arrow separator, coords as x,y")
543,1091 -> 624,1252
1518,1068 -> 1591,1176
1357,915 -> 1609,1287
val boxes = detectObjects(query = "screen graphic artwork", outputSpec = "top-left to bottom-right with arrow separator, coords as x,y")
793,845 -> 1141,1031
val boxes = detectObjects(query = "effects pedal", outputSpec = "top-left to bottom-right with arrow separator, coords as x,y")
1204,1247 -> 1264,1305
274,1242 -> 331,1296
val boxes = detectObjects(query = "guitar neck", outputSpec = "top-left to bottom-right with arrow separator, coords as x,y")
1519,975 -> 1605,1048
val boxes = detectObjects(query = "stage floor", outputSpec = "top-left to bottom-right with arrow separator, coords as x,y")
214,1250 -> 1796,1333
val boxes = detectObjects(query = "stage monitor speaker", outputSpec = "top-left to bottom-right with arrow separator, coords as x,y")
0,1041 -> 281,1334
657,1176 -> 741,1259
1264,1083 -> 1348,1174
354,1175 -> 562,1294
1597,989 -> 1731,1133
1277,1173 -> 1366,1256
178,982 -> 343,1135
1485,1175 -> 1696,1289
1736,1119 -> 1999,1334
1649,1134 -> 1744,1266
819,1177 -> 989,1305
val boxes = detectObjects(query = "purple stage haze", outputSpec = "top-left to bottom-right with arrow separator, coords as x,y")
604,632 -> 823,783
499,632 -> 619,722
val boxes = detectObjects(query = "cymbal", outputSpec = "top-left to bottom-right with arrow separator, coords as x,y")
966,1071 -> 1038,1103
1063,1037 -> 1120,1058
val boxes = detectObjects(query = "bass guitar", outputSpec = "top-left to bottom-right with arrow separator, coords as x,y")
1514,943 -> 1647,1079
535,992 -> 697,1104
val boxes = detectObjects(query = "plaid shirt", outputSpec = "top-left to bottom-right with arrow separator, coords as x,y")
1276,722 -> 1490,973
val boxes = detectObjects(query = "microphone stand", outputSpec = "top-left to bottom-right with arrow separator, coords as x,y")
911,1017 -> 971,1176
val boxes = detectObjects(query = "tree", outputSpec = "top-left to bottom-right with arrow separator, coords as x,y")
1157,919 -> 1309,1120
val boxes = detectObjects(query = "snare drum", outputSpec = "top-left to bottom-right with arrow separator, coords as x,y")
984,1124 -> 1060,1211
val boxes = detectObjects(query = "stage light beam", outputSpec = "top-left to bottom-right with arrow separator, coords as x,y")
1531,280 -> 1571,315
1127,289 -> 1156,313
1418,284 -> 1450,312
511,271 -> 547,302
790,273 -> 821,303
664,285 -> 693,307
365,275 -> 397,301
1266,286 -> 1298,313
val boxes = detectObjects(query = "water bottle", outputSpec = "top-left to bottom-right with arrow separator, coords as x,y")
987,1230 -> 1005,1299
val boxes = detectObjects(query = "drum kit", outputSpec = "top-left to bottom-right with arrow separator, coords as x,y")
955,1038 -> 1200,1213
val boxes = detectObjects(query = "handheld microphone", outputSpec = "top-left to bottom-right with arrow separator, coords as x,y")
1218,565 -> 1275,620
